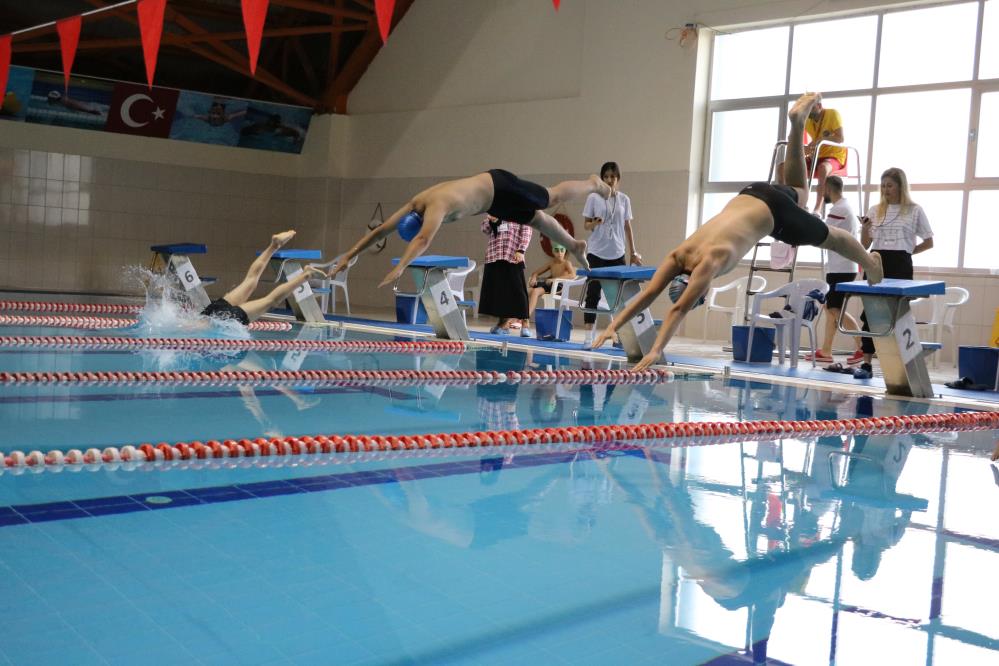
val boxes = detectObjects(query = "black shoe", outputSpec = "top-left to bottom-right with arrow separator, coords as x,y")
852,363 -> 873,380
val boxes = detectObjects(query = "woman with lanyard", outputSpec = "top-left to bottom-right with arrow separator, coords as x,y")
851,167 -> 934,379
581,162 -> 642,345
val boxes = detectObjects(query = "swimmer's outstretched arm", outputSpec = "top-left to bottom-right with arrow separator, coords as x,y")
331,204 -> 412,277
378,204 -> 446,287
589,255 -> 682,351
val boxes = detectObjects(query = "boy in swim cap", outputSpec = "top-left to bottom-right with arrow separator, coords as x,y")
590,93 -> 883,371
329,170 -> 611,287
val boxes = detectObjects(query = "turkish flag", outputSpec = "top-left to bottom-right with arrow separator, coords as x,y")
241,0 -> 269,75
137,0 -> 167,89
104,81 -> 178,138
56,16 -> 82,92
0,35 -> 11,101
375,0 -> 395,42
553,0 -> 561,9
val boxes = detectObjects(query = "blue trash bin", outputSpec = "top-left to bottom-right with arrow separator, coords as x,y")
957,346 -> 998,389
395,295 -> 428,325
535,308 -> 573,341
732,325 -> 776,362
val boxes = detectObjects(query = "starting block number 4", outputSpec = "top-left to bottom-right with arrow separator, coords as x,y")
171,259 -> 202,291
287,269 -> 315,303
428,279 -> 458,318
631,309 -> 655,337
894,311 -> 921,365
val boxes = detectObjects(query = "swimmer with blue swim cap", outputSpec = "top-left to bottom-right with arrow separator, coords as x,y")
328,170 -> 613,288
589,93 -> 884,371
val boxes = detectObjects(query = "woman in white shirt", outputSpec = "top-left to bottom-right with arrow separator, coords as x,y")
581,162 -> 642,344
854,167 -> 934,378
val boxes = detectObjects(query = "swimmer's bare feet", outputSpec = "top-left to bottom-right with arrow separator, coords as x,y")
571,239 -> 590,270
271,230 -> 296,248
590,175 -> 612,199
866,251 -> 884,285
789,92 -> 821,125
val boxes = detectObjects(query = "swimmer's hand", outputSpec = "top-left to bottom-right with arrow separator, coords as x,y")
631,352 -> 662,373
991,440 -> 999,462
378,267 -> 404,288
588,329 -> 613,350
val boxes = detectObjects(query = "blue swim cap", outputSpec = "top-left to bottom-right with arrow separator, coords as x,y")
667,274 -> 705,309
397,211 -> 423,242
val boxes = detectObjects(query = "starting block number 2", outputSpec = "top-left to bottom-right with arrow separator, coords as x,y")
172,259 -> 202,291
894,311 -> 921,365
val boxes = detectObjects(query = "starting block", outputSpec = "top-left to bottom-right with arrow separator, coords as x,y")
836,279 -> 945,398
149,243 -> 215,310
392,255 -> 471,340
577,266 -> 658,362
260,249 -> 325,324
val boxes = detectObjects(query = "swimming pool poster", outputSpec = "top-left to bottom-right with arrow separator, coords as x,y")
169,91 -> 248,147
5,65 -> 313,153
25,71 -> 113,130
237,102 -> 311,154
104,81 -> 178,138
0,66 -> 35,122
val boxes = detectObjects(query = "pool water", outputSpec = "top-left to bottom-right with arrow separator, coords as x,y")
1,320 -> 997,665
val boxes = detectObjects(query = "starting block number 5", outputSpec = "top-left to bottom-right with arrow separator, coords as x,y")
287,269 -> 315,303
894,310 -> 921,365
172,259 -> 202,291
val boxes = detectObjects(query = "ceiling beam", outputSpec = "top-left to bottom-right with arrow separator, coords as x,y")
14,24 -> 368,54
269,0 -> 372,22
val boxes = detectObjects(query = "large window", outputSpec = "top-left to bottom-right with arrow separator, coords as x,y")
703,1 -> 999,271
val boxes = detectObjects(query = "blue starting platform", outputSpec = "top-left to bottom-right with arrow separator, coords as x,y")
149,243 -> 216,310
836,279 -> 946,398
392,256 -> 473,340
576,265 -> 658,362
260,248 -> 326,323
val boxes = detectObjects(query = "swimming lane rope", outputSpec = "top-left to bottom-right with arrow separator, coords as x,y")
0,314 -> 292,332
0,336 -> 466,353
0,300 -> 143,315
0,367 -> 676,388
2,411 -> 995,473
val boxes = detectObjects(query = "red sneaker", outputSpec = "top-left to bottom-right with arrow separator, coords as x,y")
845,350 -> 865,366
804,351 -> 833,363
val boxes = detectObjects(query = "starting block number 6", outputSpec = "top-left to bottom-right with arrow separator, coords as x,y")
894,310 -> 921,365
172,259 -> 202,291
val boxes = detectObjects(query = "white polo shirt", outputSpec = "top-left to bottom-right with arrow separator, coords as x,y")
583,191 -> 633,260
824,197 -> 859,274
864,203 -> 934,254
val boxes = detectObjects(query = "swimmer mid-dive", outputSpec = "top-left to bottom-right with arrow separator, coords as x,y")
329,170 -> 611,287
590,93 -> 884,370
200,231 -> 323,325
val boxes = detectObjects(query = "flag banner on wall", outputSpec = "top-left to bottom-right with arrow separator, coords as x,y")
105,81 -> 178,137
0,35 -> 11,105
375,0 -> 396,42
56,16 -> 82,91
137,0 -> 168,89
241,0 -> 270,75
3,65 -> 312,153
553,0 -> 561,10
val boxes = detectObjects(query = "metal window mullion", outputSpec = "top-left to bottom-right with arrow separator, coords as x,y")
865,13 -> 884,213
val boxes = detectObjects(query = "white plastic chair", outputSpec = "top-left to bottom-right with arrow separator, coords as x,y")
701,275 -> 768,342
314,255 -> 358,316
746,279 -> 829,368
465,264 -> 484,316
549,276 -> 589,339
446,259 -> 477,323
915,286 -> 969,367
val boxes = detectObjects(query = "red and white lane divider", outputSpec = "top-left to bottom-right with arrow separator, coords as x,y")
0,367 -> 675,388
2,411 -> 995,473
0,336 -> 466,353
0,300 -> 143,315
0,314 -> 293,332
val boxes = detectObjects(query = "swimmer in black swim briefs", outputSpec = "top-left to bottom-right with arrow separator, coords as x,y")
330,171 -> 612,288
199,230 -> 324,325
590,93 -> 883,370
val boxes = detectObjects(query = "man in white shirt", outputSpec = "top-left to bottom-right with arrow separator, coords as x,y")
815,176 -> 864,366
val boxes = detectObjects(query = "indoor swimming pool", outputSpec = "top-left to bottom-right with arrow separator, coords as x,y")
1,313 -> 997,665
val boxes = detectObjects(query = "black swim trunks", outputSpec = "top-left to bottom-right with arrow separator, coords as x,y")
201,298 -> 250,326
486,169 -> 551,225
739,182 -> 829,247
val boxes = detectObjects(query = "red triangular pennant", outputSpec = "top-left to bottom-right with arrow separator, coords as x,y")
553,0 -> 561,10
137,0 -> 167,89
56,16 -> 81,91
241,0 -> 270,75
375,0 -> 395,43
0,35 -> 11,103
